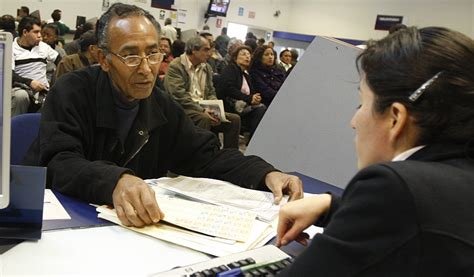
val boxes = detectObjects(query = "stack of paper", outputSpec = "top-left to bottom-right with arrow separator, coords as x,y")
96,177 -> 281,256
146,176 -> 288,222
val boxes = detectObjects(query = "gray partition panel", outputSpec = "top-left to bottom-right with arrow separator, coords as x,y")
246,37 -> 361,189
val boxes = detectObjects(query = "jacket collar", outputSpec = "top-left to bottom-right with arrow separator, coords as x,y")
407,142 -> 474,162
95,68 -> 168,131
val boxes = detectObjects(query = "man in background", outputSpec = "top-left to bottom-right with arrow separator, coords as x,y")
161,18 -> 177,43
56,30 -> 98,79
164,36 -> 241,149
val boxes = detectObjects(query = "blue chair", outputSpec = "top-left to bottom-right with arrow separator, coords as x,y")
10,113 -> 41,165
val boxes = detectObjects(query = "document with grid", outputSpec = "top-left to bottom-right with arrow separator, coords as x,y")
154,195 -> 256,242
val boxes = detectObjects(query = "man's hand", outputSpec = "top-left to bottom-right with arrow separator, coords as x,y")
30,80 -> 48,92
276,194 -> 331,247
264,172 -> 303,204
112,174 -> 165,227
204,108 -> 221,126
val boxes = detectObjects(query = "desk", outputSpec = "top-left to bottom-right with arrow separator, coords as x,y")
1,173 -> 343,276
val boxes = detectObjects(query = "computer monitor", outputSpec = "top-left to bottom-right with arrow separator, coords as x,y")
0,32 -> 12,209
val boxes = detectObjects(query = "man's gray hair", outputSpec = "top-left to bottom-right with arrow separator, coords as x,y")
97,3 -> 161,50
185,36 -> 206,55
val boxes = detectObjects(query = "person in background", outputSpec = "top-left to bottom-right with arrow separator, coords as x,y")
276,26 -> 474,276
290,48 -> 299,67
249,45 -> 286,107
0,14 -> 18,38
277,49 -> 292,73
56,30 -> 98,79
16,6 -> 29,22
201,24 -> 210,32
268,41 -> 275,48
200,32 -> 224,74
65,20 -> 97,54
41,23 -> 66,84
214,27 -> 230,57
24,3 -> 303,228
216,45 -> 266,141
164,36 -> 241,149
257,38 -> 265,47
12,16 -> 60,115
161,18 -> 177,43
222,38 -> 243,68
244,38 -> 258,53
158,37 -> 173,80
171,39 -> 185,58
49,9 -> 70,38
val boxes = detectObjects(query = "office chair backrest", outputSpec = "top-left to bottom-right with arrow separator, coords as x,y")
11,113 -> 41,165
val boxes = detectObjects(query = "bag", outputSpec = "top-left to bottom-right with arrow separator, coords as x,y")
228,97 -> 263,116
13,82 -> 47,112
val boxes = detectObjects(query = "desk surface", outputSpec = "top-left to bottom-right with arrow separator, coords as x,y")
1,173 -> 343,276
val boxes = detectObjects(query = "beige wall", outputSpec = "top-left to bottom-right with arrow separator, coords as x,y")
2,0 -> 473,40
285,0 -> 474,40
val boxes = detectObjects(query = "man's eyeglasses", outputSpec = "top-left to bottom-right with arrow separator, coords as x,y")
108,51 -> 164,67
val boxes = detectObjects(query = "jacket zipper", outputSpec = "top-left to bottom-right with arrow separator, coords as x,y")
123,131 -> 150,167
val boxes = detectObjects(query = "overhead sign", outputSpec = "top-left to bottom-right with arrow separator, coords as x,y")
375,15 -> 403,31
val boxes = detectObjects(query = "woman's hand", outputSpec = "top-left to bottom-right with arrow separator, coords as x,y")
276,194 -> 332,247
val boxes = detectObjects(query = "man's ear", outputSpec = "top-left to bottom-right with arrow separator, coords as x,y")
97,48 -> 110,72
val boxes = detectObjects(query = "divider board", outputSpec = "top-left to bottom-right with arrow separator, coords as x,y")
246,37 -> 361,189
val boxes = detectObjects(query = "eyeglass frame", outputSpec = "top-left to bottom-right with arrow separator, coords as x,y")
105,50 -> 164,67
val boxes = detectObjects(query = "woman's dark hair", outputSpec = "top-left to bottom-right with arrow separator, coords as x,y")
357,26 -> 474,145
250,45 -> 276,69
230,45 -> 252,62
96,3 -> 160,50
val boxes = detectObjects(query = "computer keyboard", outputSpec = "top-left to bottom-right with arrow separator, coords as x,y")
154,245 -> 292,276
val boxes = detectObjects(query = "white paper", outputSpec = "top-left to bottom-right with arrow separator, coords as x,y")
43,189 -> 71,220
147,176 -> 288,222
97,206 -> 275,257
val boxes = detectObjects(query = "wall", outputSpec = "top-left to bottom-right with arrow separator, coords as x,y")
472,0 -> 474,35
202,0 -> 291,37
2,0 -> 472,40
286,0 -> 474,40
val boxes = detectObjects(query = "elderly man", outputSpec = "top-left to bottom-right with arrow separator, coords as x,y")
164,36 -> 241,149
24,3 -> 303,228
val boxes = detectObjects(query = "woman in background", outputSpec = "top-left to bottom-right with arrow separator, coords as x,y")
216,45 -> 266,140
277,27 -> 474,276
249,45 -> 286,107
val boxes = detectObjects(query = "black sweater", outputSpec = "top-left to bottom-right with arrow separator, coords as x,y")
24,66 -> 276,204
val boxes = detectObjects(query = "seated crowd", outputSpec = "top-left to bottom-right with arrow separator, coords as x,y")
1,6 -> 297,147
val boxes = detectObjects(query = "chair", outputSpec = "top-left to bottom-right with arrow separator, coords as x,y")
10,113 -> 41,165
